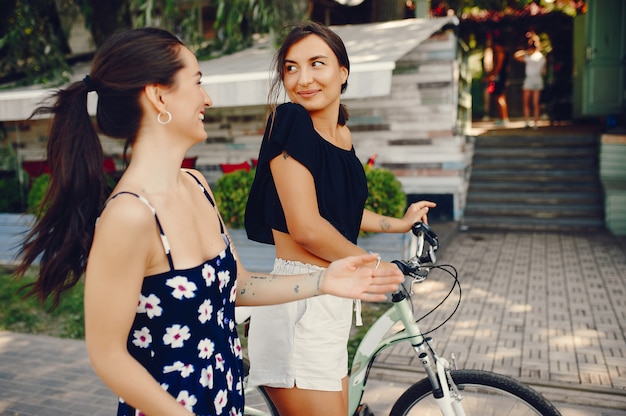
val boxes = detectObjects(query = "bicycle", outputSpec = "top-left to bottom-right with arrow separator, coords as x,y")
241,222 -> 562,416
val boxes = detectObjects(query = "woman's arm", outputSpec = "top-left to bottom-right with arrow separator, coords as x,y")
235,252 -> 403,306
513,49 -> 526,63
84,199 -> 193,416
360,200 -> 436,233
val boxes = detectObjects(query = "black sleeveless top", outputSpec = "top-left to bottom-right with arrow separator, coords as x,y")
245,103 -> 368,245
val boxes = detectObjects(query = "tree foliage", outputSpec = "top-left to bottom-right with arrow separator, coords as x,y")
0,0 -> 309,85
0,0 -> 71,86
213,0 -> 308,54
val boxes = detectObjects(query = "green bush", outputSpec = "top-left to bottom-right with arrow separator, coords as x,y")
27,173 -> 50,219
212,164 -> 407,231
0,178 -> 25,212
363,164 -> 406,218
213,169 -> 256,229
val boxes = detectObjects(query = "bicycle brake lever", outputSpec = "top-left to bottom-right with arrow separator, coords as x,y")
391,259 -> 413,275
412,222 -> 439,252
392,260 -> 428,280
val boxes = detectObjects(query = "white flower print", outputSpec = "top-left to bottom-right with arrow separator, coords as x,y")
163,361 -> 194,378
198,299 -> 213,324
226,368 -> 233,390
163,324 -> 191,348
215,353 -> 225,372
231,337 -> 242,359
229,284 -> 237,303
176,390 -> 197,412
214,389 -> 228,415
132,327 -> 152,348
217,270 -> 230,291
166,276 -> 198,300
217,309 -> 225,329
200,365 -> 213,389
163,361 -> 184,374
197,338 -> 215,359
202,263 -> 216,286
181,363 -> 194,378
229,407 -> 240,416
137,294 -> 162,319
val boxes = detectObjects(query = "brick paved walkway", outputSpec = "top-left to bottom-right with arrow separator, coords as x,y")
372,226 -> 626,410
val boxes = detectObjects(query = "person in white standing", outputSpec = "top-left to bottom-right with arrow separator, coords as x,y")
514,39 -> 547,129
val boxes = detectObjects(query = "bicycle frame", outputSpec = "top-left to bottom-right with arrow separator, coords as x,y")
349,222 -> 466,416
348,290 -> 465,416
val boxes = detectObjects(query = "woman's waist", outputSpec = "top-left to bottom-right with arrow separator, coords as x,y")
272,230 -> 330,268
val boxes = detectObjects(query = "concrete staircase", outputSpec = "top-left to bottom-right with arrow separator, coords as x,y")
460,128 -> 605,232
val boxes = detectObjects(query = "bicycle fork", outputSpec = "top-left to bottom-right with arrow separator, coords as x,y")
396,297 -> 467,416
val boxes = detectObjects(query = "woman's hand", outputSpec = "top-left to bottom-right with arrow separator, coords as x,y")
320,253 -> 403,302
401,200 -> 437,231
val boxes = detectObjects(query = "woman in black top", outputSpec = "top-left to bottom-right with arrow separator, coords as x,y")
244,21 -> 436,415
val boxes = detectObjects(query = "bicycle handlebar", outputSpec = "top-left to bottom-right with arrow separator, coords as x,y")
391,222 -> 439,288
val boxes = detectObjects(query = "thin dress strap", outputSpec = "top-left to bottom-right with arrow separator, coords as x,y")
103,191 -> 175,270
184,170 -> 230,246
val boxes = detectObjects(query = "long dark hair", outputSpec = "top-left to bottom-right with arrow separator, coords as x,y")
15,28 -> 185,308
268,21 -> 350,126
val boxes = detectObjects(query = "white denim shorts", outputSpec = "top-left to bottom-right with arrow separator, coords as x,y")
246,259 -> 353,391
523,76 -> 544,91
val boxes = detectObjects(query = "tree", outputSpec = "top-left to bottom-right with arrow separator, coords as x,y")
213,0 -> 309,54
0,0 -> 71,86
75,0 -> 132,48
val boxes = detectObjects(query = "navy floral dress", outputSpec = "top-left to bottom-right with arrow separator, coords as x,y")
110,172 -> 244,416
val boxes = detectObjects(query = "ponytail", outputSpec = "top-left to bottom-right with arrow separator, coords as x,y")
15,80 -> 109,308
14,28 -> 186,308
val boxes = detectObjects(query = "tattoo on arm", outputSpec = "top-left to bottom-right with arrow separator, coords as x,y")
312,270 -> 323,294
240,274 -> 273,297
282,151 -> 291,160
379,218 -> 391,231
250,275 -> 268,280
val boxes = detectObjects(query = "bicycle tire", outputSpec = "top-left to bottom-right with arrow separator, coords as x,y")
390,369 -> 561,416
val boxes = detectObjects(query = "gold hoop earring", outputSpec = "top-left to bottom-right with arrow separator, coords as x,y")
157,111 -> 172,125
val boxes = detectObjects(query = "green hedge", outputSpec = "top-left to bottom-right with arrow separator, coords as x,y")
212,164 -> 406,230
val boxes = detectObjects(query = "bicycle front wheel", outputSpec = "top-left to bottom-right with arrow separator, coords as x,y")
390,369 -> 561,416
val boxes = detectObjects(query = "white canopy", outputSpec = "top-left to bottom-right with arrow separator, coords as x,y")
0,16 -> 458,121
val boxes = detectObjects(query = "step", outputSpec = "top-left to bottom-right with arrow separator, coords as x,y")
460,216 -> 606,232
473,147 -> 597,159
471,159 -> 598,170
466,192 -> 604,205
472,135 -> 599,148
467,182 -> 601,193
468,172 -> 600,183
463,203 -> 604,218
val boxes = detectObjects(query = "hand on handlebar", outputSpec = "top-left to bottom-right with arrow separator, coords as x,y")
402,200 -> 437,231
